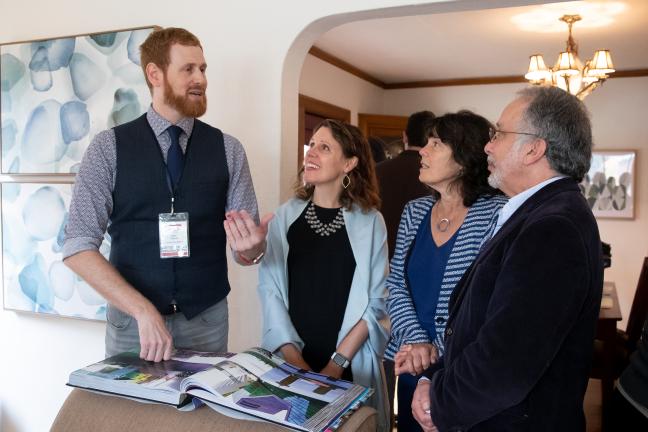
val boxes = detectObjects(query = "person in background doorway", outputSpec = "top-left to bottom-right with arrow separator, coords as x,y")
376,111 -> 436,260
369,136 -> 388,164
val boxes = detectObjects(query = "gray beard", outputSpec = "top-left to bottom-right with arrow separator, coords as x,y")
487,173 -> 500,189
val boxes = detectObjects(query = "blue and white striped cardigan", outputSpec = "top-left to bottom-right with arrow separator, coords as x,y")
384,194 -> 507,360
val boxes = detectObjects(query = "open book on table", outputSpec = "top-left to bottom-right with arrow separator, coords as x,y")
67,347 -> 372,431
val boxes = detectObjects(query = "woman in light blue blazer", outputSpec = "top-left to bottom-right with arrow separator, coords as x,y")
257,120 -> 390,431
385,111 -> 506,431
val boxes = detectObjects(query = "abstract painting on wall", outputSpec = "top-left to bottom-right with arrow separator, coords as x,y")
2,182 -> 108,320
579,150 -> 636,219
1,26 -> 155,174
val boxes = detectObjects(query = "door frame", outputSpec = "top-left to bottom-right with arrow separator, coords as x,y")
357,113 -> 408,140
298,94 -> 350,168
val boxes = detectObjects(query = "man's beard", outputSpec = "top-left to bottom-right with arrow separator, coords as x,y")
487,170 -> 502,189
487,147 -> 522,190
163,77 -> 207,118
487,156 -> 502,189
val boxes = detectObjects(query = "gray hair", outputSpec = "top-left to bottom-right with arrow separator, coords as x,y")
516,86 -> 592,181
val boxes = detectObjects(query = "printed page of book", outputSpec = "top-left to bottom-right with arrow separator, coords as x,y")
68,350 -> 231,406
172,349 -> 233,365
183,347 -> 372,432
232,348 -> 360,403
182,360 -> 313,431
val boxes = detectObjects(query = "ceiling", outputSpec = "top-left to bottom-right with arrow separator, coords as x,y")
313,0 -> 648,84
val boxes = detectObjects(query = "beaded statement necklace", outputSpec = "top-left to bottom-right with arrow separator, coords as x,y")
305,201 -> 345,237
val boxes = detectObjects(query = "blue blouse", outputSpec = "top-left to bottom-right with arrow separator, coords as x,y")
385,194 -> 507,360
406,207 -> 458,340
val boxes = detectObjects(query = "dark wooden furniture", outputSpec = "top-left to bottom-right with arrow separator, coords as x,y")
596,281 -> 623,430
625,258 -> 648,352
594,258 -> 648,430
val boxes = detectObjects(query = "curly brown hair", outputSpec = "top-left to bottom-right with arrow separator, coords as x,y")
139,27 -> 202,90
294,119 -> 381,212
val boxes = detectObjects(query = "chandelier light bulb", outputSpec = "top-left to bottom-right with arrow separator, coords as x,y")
590,50 -> 616,75
555,51 -> 579,76
525,54 -> 552,83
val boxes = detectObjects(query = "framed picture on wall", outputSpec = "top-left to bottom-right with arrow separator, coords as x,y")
579,150 -> 636,219
0,26 -> 156,174
2,181 -> 108,320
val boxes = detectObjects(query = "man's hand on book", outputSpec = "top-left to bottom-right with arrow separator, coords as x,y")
136,306 -> 173,362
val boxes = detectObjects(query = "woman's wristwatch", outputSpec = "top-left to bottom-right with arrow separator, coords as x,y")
330,352 -> 350,369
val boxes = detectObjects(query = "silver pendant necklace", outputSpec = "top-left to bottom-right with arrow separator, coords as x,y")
437,218 -> 451,232
305,201 -> 345,237
435,203 -> 452,232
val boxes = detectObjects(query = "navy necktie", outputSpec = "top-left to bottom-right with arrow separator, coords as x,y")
166,125 -> 184,188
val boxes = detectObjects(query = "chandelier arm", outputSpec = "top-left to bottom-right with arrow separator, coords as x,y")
576,81 -> 600,100
567,22 -> 578,56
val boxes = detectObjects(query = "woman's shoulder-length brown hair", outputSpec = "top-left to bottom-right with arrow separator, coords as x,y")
294,119 -> 381,212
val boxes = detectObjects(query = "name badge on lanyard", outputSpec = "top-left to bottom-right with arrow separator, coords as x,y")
159,211 -> 190,258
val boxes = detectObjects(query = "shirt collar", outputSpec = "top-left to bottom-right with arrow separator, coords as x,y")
146,105 -> 195,138
498,176 -> 566,227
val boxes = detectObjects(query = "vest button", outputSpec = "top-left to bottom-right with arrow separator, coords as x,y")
445,327 -> 453,336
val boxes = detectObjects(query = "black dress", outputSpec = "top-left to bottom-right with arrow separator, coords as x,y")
287,203 -> 355,381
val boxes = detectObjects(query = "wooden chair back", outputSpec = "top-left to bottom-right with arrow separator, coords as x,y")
626,257 -> 648,350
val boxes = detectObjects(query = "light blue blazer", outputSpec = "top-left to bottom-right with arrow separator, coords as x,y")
257,198 -> 390,431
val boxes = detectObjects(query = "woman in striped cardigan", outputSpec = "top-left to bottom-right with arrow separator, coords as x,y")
385,111 -> 507,431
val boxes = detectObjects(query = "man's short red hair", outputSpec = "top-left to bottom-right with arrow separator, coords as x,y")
139,27 -> 202,90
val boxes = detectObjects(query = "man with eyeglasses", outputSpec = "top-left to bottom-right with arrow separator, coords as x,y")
412,86 -> 603,431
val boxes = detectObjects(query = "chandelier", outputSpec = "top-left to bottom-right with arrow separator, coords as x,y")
525,14 -> 615,100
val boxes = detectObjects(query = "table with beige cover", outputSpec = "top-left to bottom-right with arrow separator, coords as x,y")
51,389 -> 377,432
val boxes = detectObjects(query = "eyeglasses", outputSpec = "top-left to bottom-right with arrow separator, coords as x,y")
488,127 -> 539,142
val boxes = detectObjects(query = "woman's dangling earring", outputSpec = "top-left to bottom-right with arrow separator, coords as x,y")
342,174 -> 351,189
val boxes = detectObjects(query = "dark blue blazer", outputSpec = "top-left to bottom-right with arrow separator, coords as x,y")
426,178 -> 604,431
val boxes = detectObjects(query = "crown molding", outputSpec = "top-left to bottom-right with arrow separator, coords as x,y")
308,47 -> 648,90
308,46 -> 386,88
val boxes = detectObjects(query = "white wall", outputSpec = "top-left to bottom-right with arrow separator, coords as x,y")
299,54 -> 384,124
381,77 -> 648,329
382,82 -> 526,123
